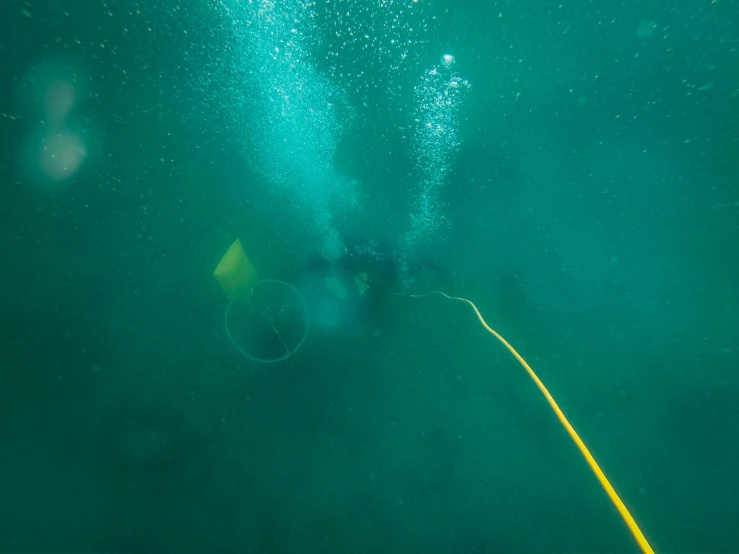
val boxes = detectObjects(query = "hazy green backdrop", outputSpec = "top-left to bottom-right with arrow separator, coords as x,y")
1,0 -> 738,552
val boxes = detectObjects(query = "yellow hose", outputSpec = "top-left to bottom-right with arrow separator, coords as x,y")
410,290 -> 654,554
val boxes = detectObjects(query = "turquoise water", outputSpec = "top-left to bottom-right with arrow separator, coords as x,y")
1,0 -> 738,552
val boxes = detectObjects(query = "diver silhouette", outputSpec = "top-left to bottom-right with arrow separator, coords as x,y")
298,237 -> 454,331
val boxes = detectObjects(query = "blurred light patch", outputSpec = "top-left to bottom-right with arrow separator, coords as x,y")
17,56 -> 87,123
37,128 -> 86,181
21,126 -> 88,191
43,80 -> 76,123
17,55 -> 92,193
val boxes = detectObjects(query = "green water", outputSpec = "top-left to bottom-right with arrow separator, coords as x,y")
1,0 -> 738,552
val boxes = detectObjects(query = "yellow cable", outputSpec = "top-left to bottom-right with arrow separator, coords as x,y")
410,290 -> 654,554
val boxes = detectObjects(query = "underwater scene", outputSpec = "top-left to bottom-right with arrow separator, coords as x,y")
1,0 -> 738,552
